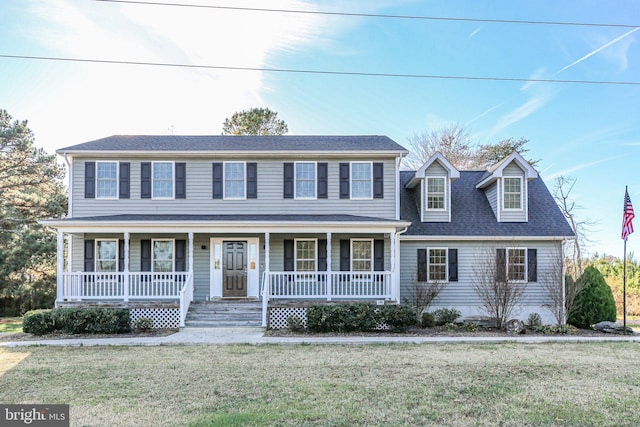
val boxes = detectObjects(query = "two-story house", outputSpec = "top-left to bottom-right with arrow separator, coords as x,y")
43,135 -> 574,328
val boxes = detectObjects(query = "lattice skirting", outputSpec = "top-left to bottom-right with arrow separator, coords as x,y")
130,308 -> 180,329
268,306 -> 308,330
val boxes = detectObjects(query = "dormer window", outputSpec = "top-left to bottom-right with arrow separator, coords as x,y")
503,177 -> 522,210
426,177 -> 446,210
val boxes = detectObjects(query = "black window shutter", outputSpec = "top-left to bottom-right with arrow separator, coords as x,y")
417,249 -> 427,282
141,162 -> 151,199
118,239 -> 125,272
247,162 -> 258,199
212,163 -> 223,199
283,163 -> 294,199
318,239 -> 327,271
339,240 -> 350,271
317,163 -> 328,199
175,240 -> 187,272
528,248 -> 537,282
448,248 -> 458,282
374,240 -> 384,271
373,162 -> 384,199
339,163 -> 350,199
284,240 -> 294,271
496,249 -> 507,282
141,240 -> 151,272
84,239 -> 95,272
175,163 -> 186,199
84,162 -> 95,199
119,162 -> 130,199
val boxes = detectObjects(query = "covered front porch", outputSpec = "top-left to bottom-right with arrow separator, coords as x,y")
44,214 -> 410,327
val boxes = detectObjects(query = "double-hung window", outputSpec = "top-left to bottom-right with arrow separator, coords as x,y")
351,239 -> 373,271
152,239 -> 174,272
507,248 -> 526,281
96,162 -> 118,199
153,162 -> 174,199
295,162 -> 316,199
224,162 -> 246,199
503,177 -> 522,210
295,239 -> 317,271
428,248 -> 447,281
426,177 -> 446,210
351,162 -> 372,199
96,239 -> 118,272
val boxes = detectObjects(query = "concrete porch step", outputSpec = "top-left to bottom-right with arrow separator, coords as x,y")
185,300 -> 262,328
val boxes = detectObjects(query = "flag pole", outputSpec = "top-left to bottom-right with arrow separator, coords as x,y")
623,236 -> 627,335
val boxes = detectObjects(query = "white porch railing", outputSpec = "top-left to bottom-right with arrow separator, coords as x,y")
61,272 -> 191,300
178,273 -> 194,328
264,271 -> 393,299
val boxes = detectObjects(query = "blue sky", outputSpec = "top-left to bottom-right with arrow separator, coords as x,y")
1,0 -> 638,258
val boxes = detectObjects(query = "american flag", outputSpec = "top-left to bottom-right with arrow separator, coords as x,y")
622,188 -> 635,241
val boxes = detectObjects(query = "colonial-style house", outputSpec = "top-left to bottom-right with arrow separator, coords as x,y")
42,135 -> 574,328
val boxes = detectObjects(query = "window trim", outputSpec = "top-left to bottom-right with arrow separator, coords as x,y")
351,238 -> 373,272
425,176 -> 447,211
294,238 -> 318,272
95,161 -> 119,200
152,161 -> 175,200
151,238 -> 176,272
223,161 -> 247,200
350,161 -> 373,200
502,176 -> 523,211
506,247 -> 527,282
427,247 -> 449,283
95,238 -> 118,272
294,161 -> 317,200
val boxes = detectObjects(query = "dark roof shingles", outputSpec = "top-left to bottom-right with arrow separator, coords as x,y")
400,170 -> 574,237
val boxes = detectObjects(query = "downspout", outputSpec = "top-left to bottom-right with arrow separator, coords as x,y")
63,153 -> 72,218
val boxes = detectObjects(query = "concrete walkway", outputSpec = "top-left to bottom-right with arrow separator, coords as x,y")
1,327 -> 639,347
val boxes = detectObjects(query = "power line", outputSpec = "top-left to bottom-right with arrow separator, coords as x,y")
2,53 -> 640,86
93,0 -> 640,29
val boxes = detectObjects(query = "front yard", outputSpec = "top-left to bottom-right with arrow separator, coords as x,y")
1,343 -> 639,426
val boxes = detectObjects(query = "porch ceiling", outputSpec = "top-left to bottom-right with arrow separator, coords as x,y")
42,214 -> 410,234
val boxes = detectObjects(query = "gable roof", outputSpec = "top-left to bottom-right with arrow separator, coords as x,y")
405,152 -> 460,189
57,135 -> 408,155
476,151 -> 538,189
400,170 -> 574,237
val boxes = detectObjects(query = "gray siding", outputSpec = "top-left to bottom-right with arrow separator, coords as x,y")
72,157 -> 398,219
422,162 -> 450,222
500,162 -> 527,222
485,182 -> 498,219
400,239 -> 562,321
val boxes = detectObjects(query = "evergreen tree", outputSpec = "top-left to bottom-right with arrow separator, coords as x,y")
568,266 -> 617,328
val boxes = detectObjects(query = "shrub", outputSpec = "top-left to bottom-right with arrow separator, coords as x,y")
432,308 -> 461,326
286,315 -> 305,332
380,305 -> 417,332
527,312 -> 542,328
132,317 -> 154,332
420,311 -> 435,328
568,266 -> 617,328
22,309 -> 54,336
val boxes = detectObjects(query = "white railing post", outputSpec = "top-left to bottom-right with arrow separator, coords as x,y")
262,272 -> 269,327
188,232 -> 194,302
123,232 -> 130,302
56,231 -> 64,305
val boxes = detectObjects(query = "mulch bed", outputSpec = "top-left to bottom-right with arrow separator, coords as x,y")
0,329 -> 178,342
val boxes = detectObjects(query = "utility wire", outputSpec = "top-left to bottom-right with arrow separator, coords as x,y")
93,0 -> 640,29
2,53 -> 640,85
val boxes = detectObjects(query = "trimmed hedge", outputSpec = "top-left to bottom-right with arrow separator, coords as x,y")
23,307 -> 131,336
306,303 -> 416,333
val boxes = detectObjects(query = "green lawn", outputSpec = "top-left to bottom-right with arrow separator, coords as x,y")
0,318 -> 22,334
1,343 -> 639,426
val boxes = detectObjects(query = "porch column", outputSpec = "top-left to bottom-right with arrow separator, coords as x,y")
66,235 -> 72,273
56,230 -> 64,306
123,232 -> 130,302
390,231 -> 399,302
262,232 -> 270,327
188,232 -> 194,302
326,231 -> 332,301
